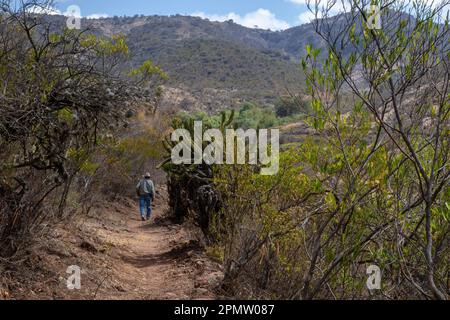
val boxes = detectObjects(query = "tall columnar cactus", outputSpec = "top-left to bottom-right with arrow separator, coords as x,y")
160,111 -> 234,233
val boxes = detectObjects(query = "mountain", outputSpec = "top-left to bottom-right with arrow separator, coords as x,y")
87,15 -> 322,59
44,15 -> 328,112
43,11 -> 446,113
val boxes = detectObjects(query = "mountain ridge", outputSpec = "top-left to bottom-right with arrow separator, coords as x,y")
45,14 -> 319,112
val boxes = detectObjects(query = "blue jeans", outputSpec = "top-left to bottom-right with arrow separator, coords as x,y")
139,195 -> 152,218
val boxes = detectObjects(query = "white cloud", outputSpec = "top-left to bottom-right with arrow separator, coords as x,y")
298,4 -> 347,24
298,11 -> 315,24
293,0 -> 449,25
192,8 -> 290,31
26,5 -> 62,15
27,5 -> 108,20
86,13 -> 109,19
289,0 -> 349,25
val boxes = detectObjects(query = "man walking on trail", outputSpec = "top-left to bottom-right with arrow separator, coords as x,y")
136,173 -> 155,221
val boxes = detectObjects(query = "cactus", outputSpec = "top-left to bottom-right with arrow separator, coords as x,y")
160,111 -> 234,233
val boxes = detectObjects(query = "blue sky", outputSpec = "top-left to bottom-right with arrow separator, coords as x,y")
52,0 -> 314,30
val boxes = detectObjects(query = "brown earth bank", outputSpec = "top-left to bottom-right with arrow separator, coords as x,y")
0,186 -> 223,300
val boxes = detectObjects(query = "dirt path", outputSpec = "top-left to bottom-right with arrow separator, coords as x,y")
5,187 -> 223,300
89,192 -> 223,300
103,206 -> 219,300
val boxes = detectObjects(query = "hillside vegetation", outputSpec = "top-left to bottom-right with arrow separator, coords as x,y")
43,14 -> 322,111
0,0 -> 449,301
161,2 -> 450,300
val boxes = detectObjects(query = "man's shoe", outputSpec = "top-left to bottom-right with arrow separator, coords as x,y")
141,216 -> 146,222
146,216 -> 151,221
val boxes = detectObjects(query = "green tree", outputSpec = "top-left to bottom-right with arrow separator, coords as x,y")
0,0 -> 166,257
275,96 -> 308,118
211,0 -> 449,300
302,0 -> 449,300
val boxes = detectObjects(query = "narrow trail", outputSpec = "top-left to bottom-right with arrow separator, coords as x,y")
11,187 -> 224,300
77,187 -> 223,300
